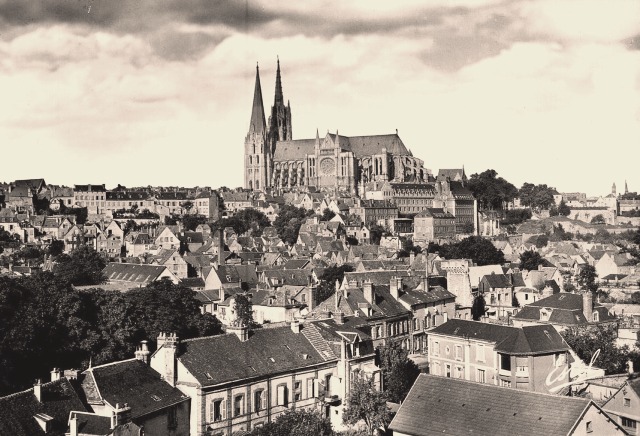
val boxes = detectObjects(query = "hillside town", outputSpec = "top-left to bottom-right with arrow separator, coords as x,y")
0,60 -> 639,436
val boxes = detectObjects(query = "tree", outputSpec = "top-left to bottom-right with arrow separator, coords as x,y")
591,214 -> 606,225
321,208 -> 336,222
342,370 -> 391,435
52,245 -> 106,286
369,224 -> 388,245
519,251 -> 545,271
215,208 -> 271,236
251,409 -> 334,436
274,205 -> 314,245
467,169 -> 518,210
502,208 -> 532,225
519,183 -> 556,211
471,294 -> 486,321
438,236 -> 505,266
316,265 -> 355,304
47,239 -> 65,257
181,214 -> 208,231
558,200 -> 571,216
561,325 -> 640,374
577,265 -> 598,295
377,341 -> 420,403
231,293 -> 254,327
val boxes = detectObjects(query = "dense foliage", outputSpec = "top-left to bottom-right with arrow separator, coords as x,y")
342,371 -> 392,434
316,265 -> 355,304
561,325 -> 640,375
250,409 -> 334,436
433,236 -> 505,266
377,341 -> 421,403
274,205 -> 315,245
0,275 -> 221,395
471,294 -> 486,321
518,183 -> 556,211
52,245 -> 107,286
467,169 -> 518,210
519,251 -> 545,271
215,208 -> 271,236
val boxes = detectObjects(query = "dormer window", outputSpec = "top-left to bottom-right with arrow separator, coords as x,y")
593,311 -> 599,322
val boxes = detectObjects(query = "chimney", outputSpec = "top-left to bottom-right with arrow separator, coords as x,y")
158,332 -> 179,387
334,311 -> 345,325
69,415 -> 79,436
424,275 -> 429,292
50,368 -> 61,382
111,403 -> 132,429
363,280 -> 373,305
134,340 -> 150,364
334,279 -> 340,310
582,291 -> 593,322
291,320 -> 301,334
390,276 -> 402,300
218,229 -> 225,267
228,324 -> 250,342
34,379 -> 43,402
409,251 -> 415,266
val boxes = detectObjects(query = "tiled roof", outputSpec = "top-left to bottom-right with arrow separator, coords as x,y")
389,374 -> 597,436
103,263 -> 168,283
399,286 -> 456,306
429,319 -> 570,355
84,359 -> 188,419
69,411 -> 111,435
176,326 -> 329,387
0,378 -> 87,436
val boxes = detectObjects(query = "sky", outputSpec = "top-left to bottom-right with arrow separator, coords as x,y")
1,1 -> 639,196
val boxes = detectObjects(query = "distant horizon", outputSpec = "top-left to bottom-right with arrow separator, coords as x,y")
1,1 -> 638,197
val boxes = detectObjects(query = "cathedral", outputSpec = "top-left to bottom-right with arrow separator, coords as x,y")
244,60 -> 427,194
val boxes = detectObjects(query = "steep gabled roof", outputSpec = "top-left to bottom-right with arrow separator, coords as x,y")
0,378 -> 87,436
83,359 -> 188,419
389,374 -> 605,436
177,326 -> 329,387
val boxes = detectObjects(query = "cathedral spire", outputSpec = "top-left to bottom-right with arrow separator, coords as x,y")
249,63 -> 266,133
274,56 -> 283,105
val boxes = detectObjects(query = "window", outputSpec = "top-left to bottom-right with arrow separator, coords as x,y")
624,398 -> 631,407
254,390 -> 266,412
500,354 -> 511,372
500,379 -> 512,388
477,369 -> 486,383
234,394 -> 244,417
586,421 -> 593,433
277,385 -> 288,406
455,366 -> 464,379
455,345 -> 463,361
476,344 -> 485,362
622,417 -> 637,429
294,381 -> 302,401
432,341 -> 439,356
168,406 -> 178,429
432,362 -> 441,375
554,353 -> 567,367
593,311 -> 599,322
211,398 -> 225,422
445,364 -> 451,378
307,378 -> 316,399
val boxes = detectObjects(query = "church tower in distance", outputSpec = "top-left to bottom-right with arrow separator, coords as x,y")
244,64 -> 269,191
267,57 -> 292,155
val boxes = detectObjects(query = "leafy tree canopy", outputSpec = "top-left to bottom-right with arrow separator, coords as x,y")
577,265 -> 598,295
471,294 -> 486,321
437,236 -> 505,266
467,169 -> 518,211
52,245 -> 106,286
519,183 -> 556,211
273,205 -> 315,245
377,341 -> 420,403
214,208 -> 271,237
519,251 -> 545,271
321,208 -> 336,222
342,371 -> 392,435
250,409 -> 334,436
316,265 -> 355,304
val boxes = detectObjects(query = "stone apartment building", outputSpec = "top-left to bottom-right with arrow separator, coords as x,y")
150,321 -> 379,436
427,319 -> 572,394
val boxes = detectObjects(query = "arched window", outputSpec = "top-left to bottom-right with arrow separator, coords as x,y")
248,180 -> 253,190
256,180 -> 260,190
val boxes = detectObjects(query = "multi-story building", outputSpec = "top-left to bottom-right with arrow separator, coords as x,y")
413,207 -> 456,244
150,320 -> 379,436
73,184 -> 107,215
349,199 -> 398,227
603,378 -> 640,435
194,192 -> 220,220
105,191 -> 155,216
427,319 -> 572,394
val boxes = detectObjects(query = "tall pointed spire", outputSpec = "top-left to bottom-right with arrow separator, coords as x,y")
249,63 -> 266,133
274,56 -> 283,105
625,180 -> 629,194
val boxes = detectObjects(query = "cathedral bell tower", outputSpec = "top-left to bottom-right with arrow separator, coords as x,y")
267,57 -> 292,154
244,64 -> 269,191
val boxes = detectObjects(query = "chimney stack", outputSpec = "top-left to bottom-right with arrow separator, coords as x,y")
582,291 -> 593,322
157,332 -> 179,387
334,279 -> 340,310
363,280 -> 373,305
50,368 -> 61,382
334,311 -> 345,325
409,251 -> 415,266
134,340 -> 150,364
390,276 -> 402,300
291,320 -> 301,334
69,415 -> 79,436
228,324 -> 250,342
33,379 -> 42,402
218,229 -> 225,267
111,403 -> 132,429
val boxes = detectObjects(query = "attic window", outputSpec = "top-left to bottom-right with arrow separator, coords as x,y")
543,330 -> 552,341
205,372 -> 213,380
453,327 -> 460,335
151,394 -> 162,402
269,357 -> 275,363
